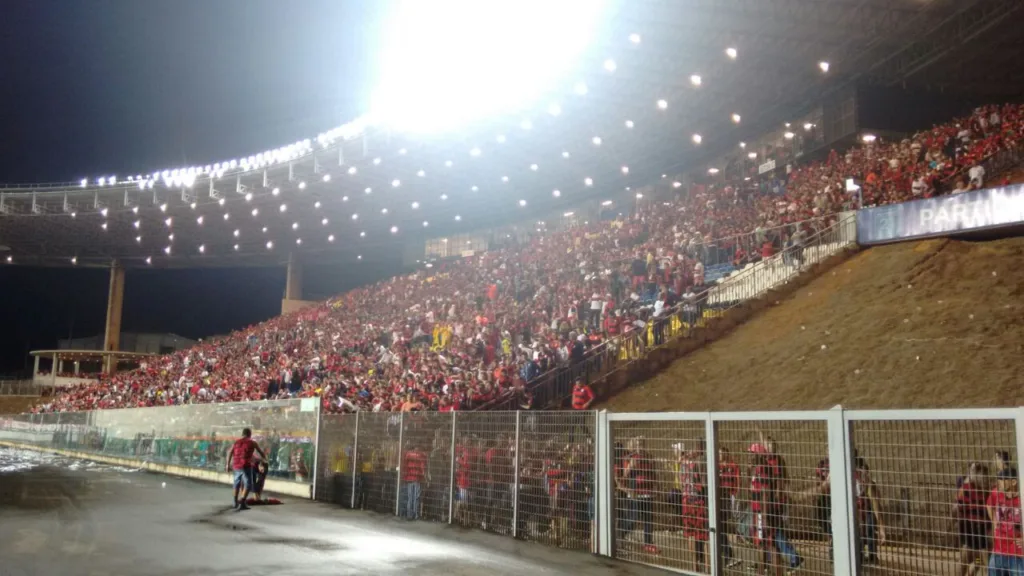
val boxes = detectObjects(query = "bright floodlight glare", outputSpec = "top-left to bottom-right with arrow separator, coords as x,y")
726,47 -> 738,59
603,59 -> 616,72
501,175 -> 509,182
552,189 -> 561,197
621,166 -> 629,174
272,187 -> 280,196
748,152 -> 758,159
862,133 -> 877,143
146,256 -> 152,264
548,102 -> 561,116
520,119 -> 533,130
635,193 -> 643,199
732,113 -> 741,123
629,33 -> 641,44
411,201 -> 420,209
530,164 -> 538,171
390,226 -> 398,234
692,133 -> 702,144
298,181 -> 307,190
804,122 -> 814,131
625,120 -> 634,128
601,200 -> 612,206
819,61 -> 830,73
574,82 -> 588,95
496,134 -> 506,143
518,199 -> 527,207
562,151 -> 570,158
690,74 -> 702,86
739,142 -> 747,149
323,174 -> 331,182
708,167 -> 720,174
348,166 -> 358,175
392,179 -> 401,187
328,234 -> 335,242
784,131 -> 795,140
372,0 -> 607,132
657,99 -> 668,110
470,147 -> 481,157
592,136 -> 602,146
584,177 -> 593,186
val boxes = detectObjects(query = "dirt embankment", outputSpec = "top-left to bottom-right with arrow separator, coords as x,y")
0,396 -> 39,415
602,237 -> 1024,412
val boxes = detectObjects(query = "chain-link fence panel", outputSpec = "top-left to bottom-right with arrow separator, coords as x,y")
608,417 -> 709,573
517,411 -> 595,552
354,412 -> 401,515
716,419 -> 832,576
399,412 -> 455,523
314,413 -> 357,506
848,417 -> 1018,576
451,412 -> 517,536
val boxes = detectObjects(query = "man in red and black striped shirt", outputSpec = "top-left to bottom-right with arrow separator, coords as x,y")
401,443 -> 428,520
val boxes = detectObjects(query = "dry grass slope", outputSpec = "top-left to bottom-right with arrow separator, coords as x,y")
0,396 -> 40,415
602,237 -> 1024,412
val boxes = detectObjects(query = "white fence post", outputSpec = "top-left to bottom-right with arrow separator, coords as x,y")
595,410 -> 612,557
351,412 -> 360,509
395,412 -> 404,517
828,405 -> 856,575
311,404 -> 322,501
704,415 -> 720,576
512,410 -> 521,539
448,411 -> 457,524
1016,407 -> 1024,559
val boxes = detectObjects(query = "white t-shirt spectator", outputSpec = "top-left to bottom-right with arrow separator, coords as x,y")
968,164 -> 985,188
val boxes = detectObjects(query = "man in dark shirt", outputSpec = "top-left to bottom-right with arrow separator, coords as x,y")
227,427 -> 267,511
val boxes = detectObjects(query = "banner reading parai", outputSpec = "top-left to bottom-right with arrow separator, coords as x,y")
856,184 -> 1024,245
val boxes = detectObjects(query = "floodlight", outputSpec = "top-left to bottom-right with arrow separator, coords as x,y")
371,0 -> 607,132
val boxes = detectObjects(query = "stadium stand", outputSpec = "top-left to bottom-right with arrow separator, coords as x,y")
29,103 -> 1024,415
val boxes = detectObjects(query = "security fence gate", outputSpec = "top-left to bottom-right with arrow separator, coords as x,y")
313,408 -> 1024,575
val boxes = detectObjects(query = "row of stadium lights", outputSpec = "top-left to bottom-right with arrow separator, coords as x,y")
8,37 -> 833,265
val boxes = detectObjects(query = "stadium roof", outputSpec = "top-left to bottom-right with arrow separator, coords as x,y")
2,0 -> 1022,269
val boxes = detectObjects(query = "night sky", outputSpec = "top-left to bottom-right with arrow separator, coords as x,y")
0,0 -> 401,373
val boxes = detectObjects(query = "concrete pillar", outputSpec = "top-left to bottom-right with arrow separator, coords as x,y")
52,353 -> 57,387
58,359 -> 64,374
33,355 -> 40,378
285,252 -> 303,301
74,362 -> 80,375
103,261 -> 126,374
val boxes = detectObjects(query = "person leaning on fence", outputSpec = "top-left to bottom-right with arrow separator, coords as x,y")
986,466 -> 1022,576
617,437 -> 659,555
853,456 -> 885,566
955,461 -> 991,576
226,427 -> 266,511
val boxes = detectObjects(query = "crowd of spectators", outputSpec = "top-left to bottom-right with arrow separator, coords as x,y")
30,103 -> 1024,415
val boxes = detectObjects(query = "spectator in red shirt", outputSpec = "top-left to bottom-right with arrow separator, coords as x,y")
571,379 -> 595,410
401,442 -> 428,520
986,466 -> 1022,575
227,427 -> 266,511
955,461 -> 990,575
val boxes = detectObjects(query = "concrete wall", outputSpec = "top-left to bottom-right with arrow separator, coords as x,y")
281,298 -> 318,315
0,439 -> 312,499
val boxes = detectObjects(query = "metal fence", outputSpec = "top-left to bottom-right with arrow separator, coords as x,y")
480,214 -> 858,412
0,380 -> 44,396
309,407 -> 1024,576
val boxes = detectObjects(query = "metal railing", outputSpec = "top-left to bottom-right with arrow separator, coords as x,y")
479,215 -> 857,412
310,406 -> 1024,576
0,380 -> 44,396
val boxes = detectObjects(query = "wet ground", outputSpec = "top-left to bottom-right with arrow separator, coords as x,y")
0,447 -> 662,576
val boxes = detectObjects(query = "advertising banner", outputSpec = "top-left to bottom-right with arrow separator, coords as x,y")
856,184 -> 1024,245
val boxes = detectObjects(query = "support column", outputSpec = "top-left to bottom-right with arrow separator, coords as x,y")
282,252 -> 315,315
103,261 -> 125,375
51,353 -> 58,387
285,252 -> 303,301
33,355 -> 40,379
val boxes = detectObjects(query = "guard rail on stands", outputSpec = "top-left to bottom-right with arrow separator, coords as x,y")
0,380 -> 44,396
478,214 -> 857,412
